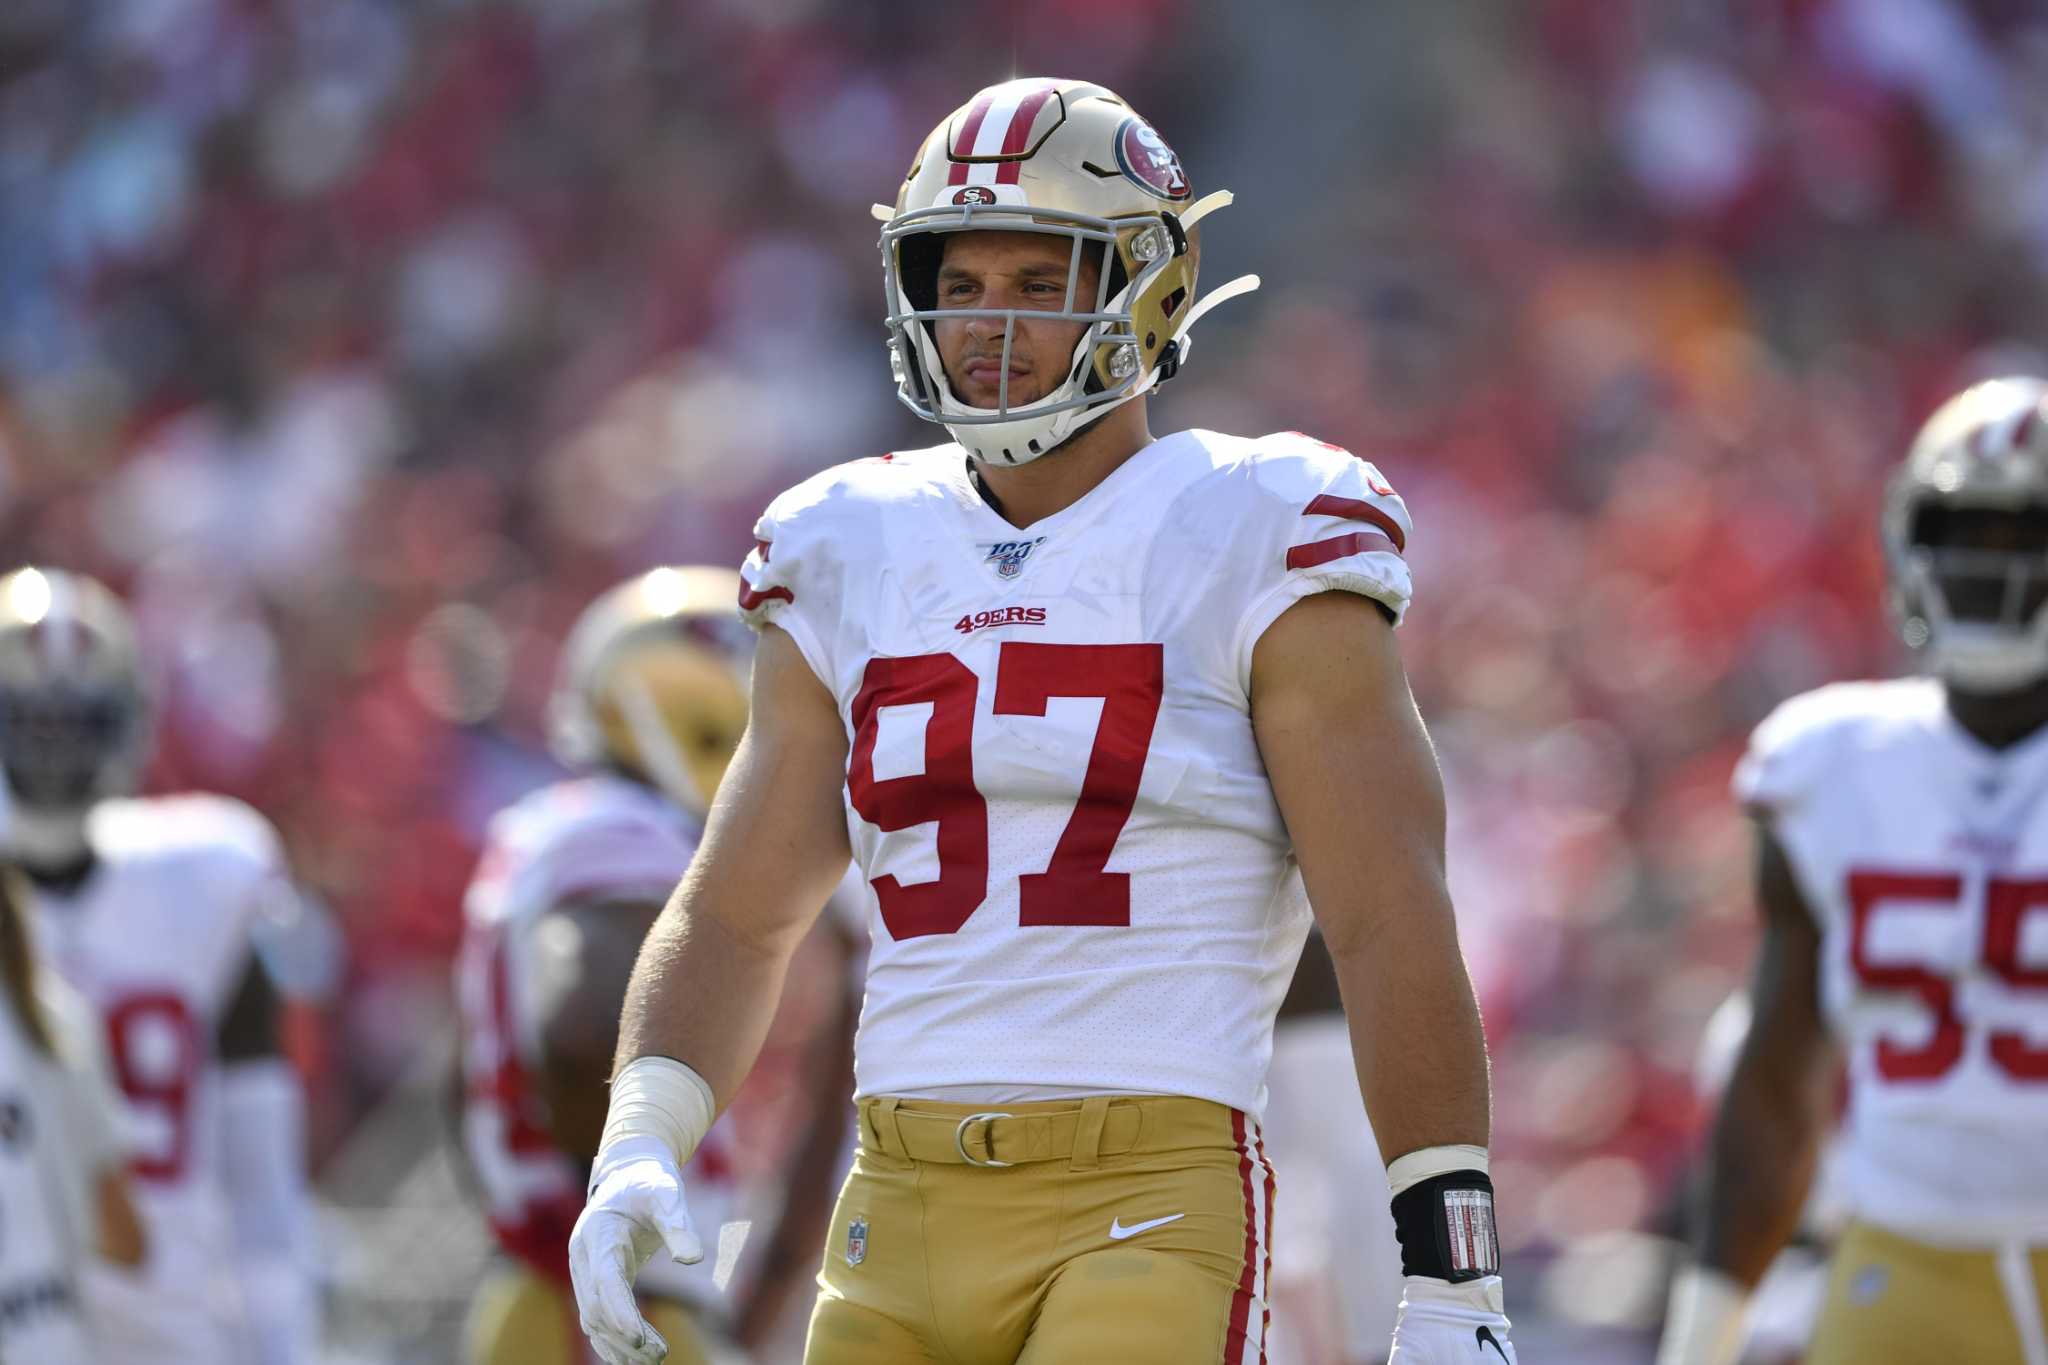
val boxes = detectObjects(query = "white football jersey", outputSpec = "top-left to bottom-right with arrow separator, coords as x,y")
738,429 -> 1414,1115
1738,678 -> 2048,1243
456,773 -> 738,1306
0,974 -> 125,1365
27,793 -> 290,1361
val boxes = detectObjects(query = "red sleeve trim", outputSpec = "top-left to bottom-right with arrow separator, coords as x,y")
737,581 -> 794,611
1285,530 -> 1399,571
1302,494 -> 1405,552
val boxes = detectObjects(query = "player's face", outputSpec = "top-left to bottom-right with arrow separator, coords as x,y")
1913,503 -> 2048,622
933,231 -> 1100,409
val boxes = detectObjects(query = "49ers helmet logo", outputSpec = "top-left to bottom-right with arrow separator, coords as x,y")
1113,116 -> 1190,201
952,186 -> 997,206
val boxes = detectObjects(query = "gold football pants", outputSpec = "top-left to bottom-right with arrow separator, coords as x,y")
464,1259 -> 717,1365
1806,1220 -> 2048,1365
804,1095 -> 1277,1365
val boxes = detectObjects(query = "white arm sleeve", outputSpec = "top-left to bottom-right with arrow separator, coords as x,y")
220,1059 -> 319,1365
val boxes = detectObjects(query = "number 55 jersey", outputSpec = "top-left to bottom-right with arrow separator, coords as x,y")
737,429 -> 1413,1114
1737,678 -> 2048,1243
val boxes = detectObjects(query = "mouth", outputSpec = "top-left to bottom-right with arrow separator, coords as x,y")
962,356 -> 1032,388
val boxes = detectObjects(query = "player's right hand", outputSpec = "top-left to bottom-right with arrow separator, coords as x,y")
568,1134 -> 704,1365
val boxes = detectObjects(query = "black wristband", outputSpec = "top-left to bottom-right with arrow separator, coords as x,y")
1390,1169 -> 1500,1282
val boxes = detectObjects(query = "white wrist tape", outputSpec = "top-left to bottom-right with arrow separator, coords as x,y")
596,1056 -> 715,1174
1656,1265 -> 1748,1365
1386,1143 -> 1490,1197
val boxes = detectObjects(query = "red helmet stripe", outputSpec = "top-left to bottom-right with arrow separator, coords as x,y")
995,86 -> 1058,184
947,94 -> 997,184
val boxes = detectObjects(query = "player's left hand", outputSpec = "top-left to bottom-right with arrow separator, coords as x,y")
1387,1275 -> 1518,1363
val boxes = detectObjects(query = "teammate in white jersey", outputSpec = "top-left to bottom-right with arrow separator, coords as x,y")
572,78 -> 1514,1365
1658,378 -> 2048,1365
457,567 -> 759,1365
0,567 -> 317,1365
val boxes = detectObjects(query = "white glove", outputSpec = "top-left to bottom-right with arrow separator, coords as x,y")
568,1135 -> 704,1365
1654,1265 -> 1748,1365
1388,1276 -> 1518,1364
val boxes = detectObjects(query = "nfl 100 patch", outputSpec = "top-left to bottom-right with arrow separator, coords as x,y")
846,1215 -> 869,1267
982,537 -> 1046,580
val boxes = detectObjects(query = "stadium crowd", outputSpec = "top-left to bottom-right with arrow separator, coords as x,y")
5,0 -> 2048,1344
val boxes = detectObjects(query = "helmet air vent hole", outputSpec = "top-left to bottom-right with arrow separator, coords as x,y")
1145,331 -> 1157,349
1028,439 -> 1042,453
1162,287 -> 1187,316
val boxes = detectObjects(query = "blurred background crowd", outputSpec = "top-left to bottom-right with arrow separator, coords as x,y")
5,0 -> 2048,1357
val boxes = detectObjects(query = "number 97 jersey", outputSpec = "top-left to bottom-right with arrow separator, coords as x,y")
738,429 -> 1413,1115
1737,678 -> 2048,1243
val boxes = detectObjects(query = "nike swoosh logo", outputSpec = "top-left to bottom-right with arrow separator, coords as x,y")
1476,1325 -> 1510,1362
1108,1213 -> 1186,1240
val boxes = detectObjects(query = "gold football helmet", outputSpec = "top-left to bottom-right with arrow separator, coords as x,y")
0,567 -> 150,865
1884,376 -> 2048,691
546,567 -> 750,812
878,77 -> 1258,465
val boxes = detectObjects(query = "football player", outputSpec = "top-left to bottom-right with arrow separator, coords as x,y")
1658,377 -> 2048,1365
459,566 -> 794,1365
0,566 -> 317,1364
571,78 -> 1515,1365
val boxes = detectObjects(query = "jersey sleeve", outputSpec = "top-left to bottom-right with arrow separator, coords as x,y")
1231,433 -> 1416,688
738,475 -> 847,688
1732,687 -> 1853,819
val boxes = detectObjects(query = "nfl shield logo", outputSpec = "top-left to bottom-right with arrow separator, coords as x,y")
983,537 -> 1045,580
846,1216 -> 868,1267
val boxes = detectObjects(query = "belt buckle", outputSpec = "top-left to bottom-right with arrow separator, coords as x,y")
953,1111 -> 1013,1168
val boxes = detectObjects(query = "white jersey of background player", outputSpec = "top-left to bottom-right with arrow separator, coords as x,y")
0,782 -> 145,1365
574,77 -> 1513,1365
1660,379 -> 2048,1365
0,567 -> 316,1365
457,567 -> 755,1365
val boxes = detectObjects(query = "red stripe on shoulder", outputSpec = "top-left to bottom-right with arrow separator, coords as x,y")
737,581 -> 793,612
1285,530 -> 1399,571
1302,494 -> 1405,551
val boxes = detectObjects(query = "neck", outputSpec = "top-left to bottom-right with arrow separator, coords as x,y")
970,401 -> 1153,529
1946,677 -> 2048,750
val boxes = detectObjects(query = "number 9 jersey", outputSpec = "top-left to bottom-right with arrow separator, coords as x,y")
737,429 -> 1413,1114
1736,678 -> 2048,1243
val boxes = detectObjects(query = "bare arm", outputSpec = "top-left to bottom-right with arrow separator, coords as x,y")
1250,592 -> 1488,1162
613,624 -> 854,1105
1694,822 -> 1836,1287
94,1166 -> 146,1266
533,898 -> 663,1163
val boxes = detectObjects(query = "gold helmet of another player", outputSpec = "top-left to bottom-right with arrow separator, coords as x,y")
1884,376 -> 2048,692
878,77 -> 1259,466
547,567 -> 750,812
0,567 -> 150,865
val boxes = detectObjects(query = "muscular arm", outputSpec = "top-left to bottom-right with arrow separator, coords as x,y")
612,624 -> 854,1105
1693,822 -> 1837,1287
532,898 -> 663,1164
1250,591 -> 1489,1162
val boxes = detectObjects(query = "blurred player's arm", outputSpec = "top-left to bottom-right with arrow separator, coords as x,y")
1658,822 -> 1836,1365
531,897 -> 664,1163
217,957 -> 318,1365
1251,591 -> 1489,1161
732,917 -> 861,1349
614,621 -> 854,1106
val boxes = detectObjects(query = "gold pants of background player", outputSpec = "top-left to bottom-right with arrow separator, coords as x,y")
465,1260 -> 716,1365
1807,1220 -> 2048,1365
805,1094 -> 1277,1365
